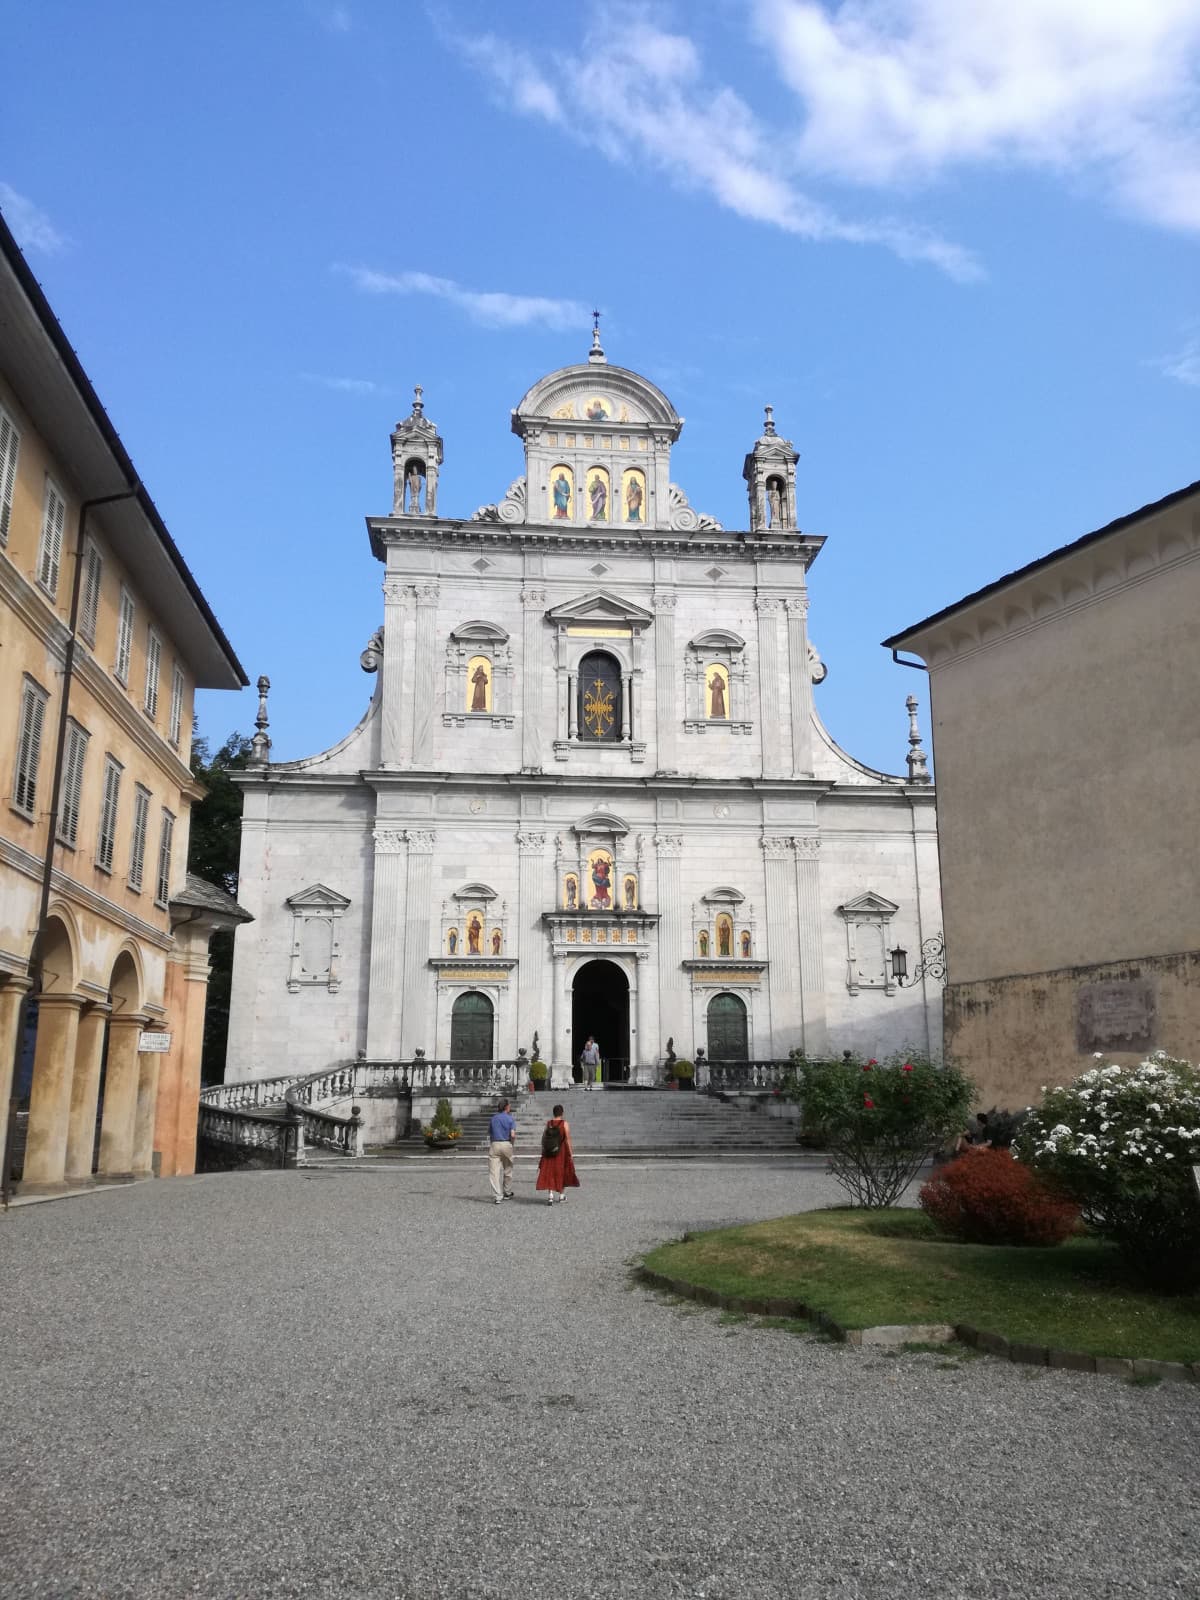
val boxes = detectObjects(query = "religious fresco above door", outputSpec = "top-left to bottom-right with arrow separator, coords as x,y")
716,913 -> 734,958
585,395 -> 611,421
706,663 -> 730,719
586,848 -> 615,910
585,466 -> 611,521
446,928 -> 459,955
490,928 -> 503,955
563,873 -> 580,910
698,930 -> 710,957
466,912 -> 484,955
740,929 -> 752,957
622,873 -> 638,910
549,464 -> 574,520
621,467 -> 646,523
467,655 -> 492,713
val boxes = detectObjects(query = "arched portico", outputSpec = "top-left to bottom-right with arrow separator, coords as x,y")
570,958 -> 630,1082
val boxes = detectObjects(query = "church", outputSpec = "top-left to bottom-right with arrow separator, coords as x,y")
225,328 -> 941,1086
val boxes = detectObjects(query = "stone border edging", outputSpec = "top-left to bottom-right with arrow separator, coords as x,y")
635,1267 -> 1200,1383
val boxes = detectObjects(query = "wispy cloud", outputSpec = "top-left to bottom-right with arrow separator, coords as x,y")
337,265 -> 590,330
311,2 -> 352,33
302,372 -> 381,394
0,183 -> 65,254
1154,330 -> 1200,387
452,6 -> 981,280
757,0 -> 1200,234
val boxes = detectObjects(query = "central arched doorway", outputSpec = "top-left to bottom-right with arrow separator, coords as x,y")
707,992 -> 749,1060
571,959 -> 630,1082
450,991 -> 494,1060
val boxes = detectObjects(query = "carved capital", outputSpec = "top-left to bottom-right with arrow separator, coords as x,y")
794,834 -> 821,857
785,596 -> 810,617
755,596 -> 784,614
414,582 -> 439,607
654,833 -> 684,856
373,828 -> 407,855
382,577 -> 408,603
404,829 -> 436,853
516,830 -> 547,851
521,588 -> 547,608
652,590 -> 678,611
760,835 -> 794,858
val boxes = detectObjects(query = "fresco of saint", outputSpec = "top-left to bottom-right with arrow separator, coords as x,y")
740,930 -> 751,958
552,472 -> 572,518
586,398 -> 609,420
468,915 -> 482,954
708,671 -> 728,719
565,875 -> 578,910
470,661 -> 490,712
698,930 -> 710,957
447,929 -> 458,955
718,916 -> 733,957
491,929 -> 502,955
590,856 -> 612,909
623,875 -> 637,909
589,475 -> 608,520
624,475 -> 643,522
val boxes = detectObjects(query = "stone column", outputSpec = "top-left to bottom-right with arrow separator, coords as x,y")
154,921 -> 216,1178
652,589 -> 677,773
654,833 -> 686,1057
366,828 -> 409,1058
756,597 -> 785,778
620,672 -> 632,741
380,576 -> 411,768
516,831 -> 547,1055
0,978 -> 31,1181
786,596 -> 815,776
411,582 -> 439,767
567,671 -> 578,739
550,951 -> 568,1075
131,1053 -> 161,1176
794,834 -> 827,1054
401,830 -> 435,1055
98,1014 -> 148,1178
761,837 -> 801,1056
521,588 -> 546,770
64,1002 -> 110,1182
23,993 -> 86,1186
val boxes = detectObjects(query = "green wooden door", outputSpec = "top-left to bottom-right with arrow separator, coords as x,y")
450,991 -> 494,1061
707,993 -> 748,1060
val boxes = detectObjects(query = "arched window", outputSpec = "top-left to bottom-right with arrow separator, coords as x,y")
578,651 -> 621,742
707,992 -> 748,1061
450,991 -> 494,1061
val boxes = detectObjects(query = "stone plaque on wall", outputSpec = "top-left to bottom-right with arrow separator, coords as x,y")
1075,979 -> 1156,1053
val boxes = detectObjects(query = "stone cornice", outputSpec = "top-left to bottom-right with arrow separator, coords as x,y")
891,498 -> 1200,670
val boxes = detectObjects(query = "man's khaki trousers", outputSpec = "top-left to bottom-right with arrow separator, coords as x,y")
488,1140 -> 514,1199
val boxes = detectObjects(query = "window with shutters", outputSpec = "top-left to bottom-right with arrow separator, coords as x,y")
128,786 -> 150,891
96,756 -> 123,873
79,539 -> 103,645
156,809 -> 175,906
144,630 -> 162,719
0,406 -> 19,545
58,721 -> 90,846
36,478 -> 66,597
168,662 -> 185,747
13,677 -> 49,818
114,588 -> 135,684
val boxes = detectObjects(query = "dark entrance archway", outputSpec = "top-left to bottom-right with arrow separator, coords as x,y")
707,992 -> 748,1060
571,959 -> 629,1082
450,991 -> 494,1060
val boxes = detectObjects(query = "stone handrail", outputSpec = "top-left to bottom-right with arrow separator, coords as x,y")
705,1059 -> 793,1092
197,1104 -> 296,1165
201,1075 -> 297,1110
284,1064 -> 363,1159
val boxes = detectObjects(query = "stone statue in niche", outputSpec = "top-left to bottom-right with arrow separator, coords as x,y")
470,661 -> 490,712
623,875 -> 637,910
491,929 -> 502,955
564,875 -> 578,910
766,478 -> 783,528
708,672 -> 727,718
467,914 -> 483,954
406,461 -> 425,514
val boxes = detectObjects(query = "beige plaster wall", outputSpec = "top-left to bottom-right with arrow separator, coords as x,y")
929,548 -> 1200,984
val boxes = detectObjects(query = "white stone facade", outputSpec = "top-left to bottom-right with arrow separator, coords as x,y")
226,340 -> 941,1084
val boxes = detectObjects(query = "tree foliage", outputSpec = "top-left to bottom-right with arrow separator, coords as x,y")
188,730 -> 252,1082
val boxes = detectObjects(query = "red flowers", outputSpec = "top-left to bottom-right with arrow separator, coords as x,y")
863,1059 -> 877,1071
863,1095 -> 875,1109
902,1062 -> 914,1073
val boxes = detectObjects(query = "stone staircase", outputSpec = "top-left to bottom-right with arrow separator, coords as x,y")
364,1088 -> 806,1158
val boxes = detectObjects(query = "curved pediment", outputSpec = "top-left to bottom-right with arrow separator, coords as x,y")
449,620 -> 510,644
451,882 -> 499,903
513,362 -> 681,435
546,590 -> 655,629
702,885 -> 746,905
689,629 -> 746,652
573,812 -> 630,837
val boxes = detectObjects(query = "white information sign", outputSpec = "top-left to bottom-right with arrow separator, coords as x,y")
138,1031 -> 172,1053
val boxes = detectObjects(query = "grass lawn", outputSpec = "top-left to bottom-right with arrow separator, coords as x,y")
642,1209 -> 1200,1363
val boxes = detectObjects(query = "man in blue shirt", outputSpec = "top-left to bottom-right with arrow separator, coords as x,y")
488,1098 -> 517,1204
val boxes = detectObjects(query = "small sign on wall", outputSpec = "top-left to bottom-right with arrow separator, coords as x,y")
1075,980 -> 1155,1054
138,1031 -> 172,1053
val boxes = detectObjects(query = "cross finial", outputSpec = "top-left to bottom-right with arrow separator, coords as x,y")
763,404 -> 776,436
412,384 -> 424,415
589,309 -> 606,364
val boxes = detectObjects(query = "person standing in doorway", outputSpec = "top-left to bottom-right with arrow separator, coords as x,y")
580,1035 -> 601,1090
487,1098 -> 516,1205
536,1103 -> 579,1205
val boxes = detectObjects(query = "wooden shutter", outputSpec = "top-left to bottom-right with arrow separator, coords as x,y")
58,723 -> 89,845
0,408 -> 19,543
14,681 -> 48,813
144,632 -> 162,718
156,810 -> 174,905
80,541 -> 103,644
129,787 -> 150,890
115,590 -> 134,682
37,481 -> 66,594
169,663 -> 185,746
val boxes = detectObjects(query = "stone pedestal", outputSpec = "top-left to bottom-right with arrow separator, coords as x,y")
23,993 -> 85,1187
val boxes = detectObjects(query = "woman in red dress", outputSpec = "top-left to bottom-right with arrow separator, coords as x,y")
535,1103 -> 580,1206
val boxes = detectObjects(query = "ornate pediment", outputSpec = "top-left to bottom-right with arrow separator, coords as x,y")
702,885 -> 746,905
285,884 -> 351,911
451,882 -> 499,903
573,812 -> 630,838
449,620 -> 510,644
838,890 -> 900,919
689,629 -> 746,652
545,590 -> 655,630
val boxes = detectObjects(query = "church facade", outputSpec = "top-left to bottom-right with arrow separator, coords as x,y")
225,333 -> 941,1085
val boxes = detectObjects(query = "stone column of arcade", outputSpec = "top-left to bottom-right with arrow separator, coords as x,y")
0,978 -> 31,1177
22,993 -> 86,1187
97,1015 -> 149,1178
64,1001 -> 110,1183
131,1051 -> 161,1177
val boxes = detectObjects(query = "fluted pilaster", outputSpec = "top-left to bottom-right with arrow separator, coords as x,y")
516,830 -> 547,1052
794,833 -> 826,1052
654,833 -> 685,1055
761,836 -> 800,1054
653,589 -> 677,772
756,597 -> 785,778
366,828 -> 409,1057
521,588 -> 546,770
411,583 -> 439,767
786,596 -> 814,776
401,829 -> 435,1053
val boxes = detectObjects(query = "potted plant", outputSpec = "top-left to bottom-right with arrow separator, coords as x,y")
673,1058 -> 695,1091
423,1097 -> 462,1150
529,1059 -> 548,1092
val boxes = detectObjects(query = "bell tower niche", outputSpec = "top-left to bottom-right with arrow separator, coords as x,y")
743,406 -> 799,534
391,385 -> 444,516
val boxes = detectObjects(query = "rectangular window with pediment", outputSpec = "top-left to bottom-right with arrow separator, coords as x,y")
285,884 -> 351,992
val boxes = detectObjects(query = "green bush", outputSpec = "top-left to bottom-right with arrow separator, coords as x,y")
1016,1055 -> 1200,1292
529,1059 -> 548,1084
672,1058 -> 695,1081
424,1097 -> 461,1142
793,1051 -> 974,1208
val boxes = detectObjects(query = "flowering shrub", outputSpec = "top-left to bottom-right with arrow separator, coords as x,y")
919,1148 -> 1079,1246
424,1097 -> 462,1144
1015,1055 -> 1200,1291
793,1051 -> 973,1208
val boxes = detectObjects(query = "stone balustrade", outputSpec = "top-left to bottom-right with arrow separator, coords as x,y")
705,1059 -> 793,1092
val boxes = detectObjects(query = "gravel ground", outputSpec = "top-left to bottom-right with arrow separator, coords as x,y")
1,1159 -> 1198,1600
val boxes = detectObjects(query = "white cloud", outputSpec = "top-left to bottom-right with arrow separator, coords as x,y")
302,372 -> 380,394
1155,332 -> 1200,387
756,0 -> 1200,232
312,3 -> 352,33
0,183 -> 65,254
337,266 -> 590,330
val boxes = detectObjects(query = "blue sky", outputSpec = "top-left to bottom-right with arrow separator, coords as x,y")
4,0 -> 1199,773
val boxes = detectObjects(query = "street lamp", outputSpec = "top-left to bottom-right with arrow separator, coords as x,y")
889,934 -> 946,987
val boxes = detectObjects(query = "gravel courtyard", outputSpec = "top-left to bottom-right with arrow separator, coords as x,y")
2,1159 -> 1198,1600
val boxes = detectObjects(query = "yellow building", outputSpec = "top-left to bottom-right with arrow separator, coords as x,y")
0,213 -> 246,1192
